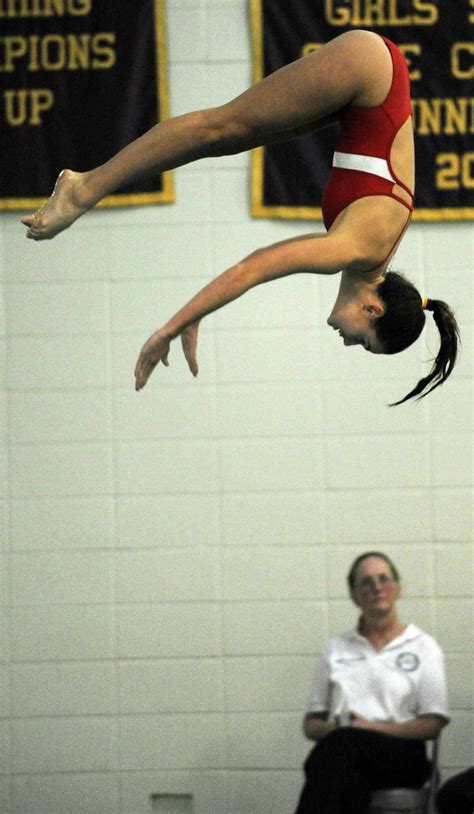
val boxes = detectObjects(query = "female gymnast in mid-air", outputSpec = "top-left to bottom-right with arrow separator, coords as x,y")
21,30 -> 459,403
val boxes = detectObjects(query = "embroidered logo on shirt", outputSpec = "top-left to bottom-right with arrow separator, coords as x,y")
396,652 -> 420,672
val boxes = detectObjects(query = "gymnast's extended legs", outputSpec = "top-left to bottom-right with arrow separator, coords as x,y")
22,30 -> 392,240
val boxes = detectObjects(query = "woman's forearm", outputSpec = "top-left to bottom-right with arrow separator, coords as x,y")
356,714 -> 446,741
309,713 -> 446,742
162,261 -> 257,339
134,240 -> 321,390
133,231 -> 373,389
161,234 -> 350,340
303,713 -> 336,742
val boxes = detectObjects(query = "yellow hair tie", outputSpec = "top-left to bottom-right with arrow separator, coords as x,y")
421,297 -> 429,310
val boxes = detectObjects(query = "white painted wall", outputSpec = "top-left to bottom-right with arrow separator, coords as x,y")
0,2 -> 472,812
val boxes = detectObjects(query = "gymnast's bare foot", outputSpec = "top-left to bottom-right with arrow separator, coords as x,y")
21,169 -> 92,240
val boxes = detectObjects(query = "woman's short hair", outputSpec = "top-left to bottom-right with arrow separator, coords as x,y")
347,551 -> 400,590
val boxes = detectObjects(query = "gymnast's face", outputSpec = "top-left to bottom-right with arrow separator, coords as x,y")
327,306 -> 385,354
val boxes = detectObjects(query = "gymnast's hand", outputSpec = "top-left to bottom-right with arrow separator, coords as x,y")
180,320 -> 200,378
134,321 -> 200,391
134,328 -> 171,391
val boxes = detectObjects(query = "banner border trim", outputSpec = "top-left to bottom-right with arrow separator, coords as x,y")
251,203 -> 474,222
250,0 -> 265,217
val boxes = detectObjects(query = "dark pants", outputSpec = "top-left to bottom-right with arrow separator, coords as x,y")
436,768 -> 474,814
294,727 -> 431,814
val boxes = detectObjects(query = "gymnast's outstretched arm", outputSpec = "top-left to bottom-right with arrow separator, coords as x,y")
134,229 -> 382,390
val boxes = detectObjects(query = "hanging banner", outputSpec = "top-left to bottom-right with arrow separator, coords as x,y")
250,0 -> 474,222
1,0 -> 173,211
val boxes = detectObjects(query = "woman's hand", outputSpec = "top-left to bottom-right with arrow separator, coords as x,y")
350,712 -> 445,740
134,329 -> 171,391
134,321 -> 201,391
180,320 -> 200,377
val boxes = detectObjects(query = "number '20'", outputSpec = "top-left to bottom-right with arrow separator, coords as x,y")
436,152 -> 474,189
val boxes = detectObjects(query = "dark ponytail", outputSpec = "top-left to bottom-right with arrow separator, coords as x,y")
392,298 -> 460,405
375,272 -> 460,405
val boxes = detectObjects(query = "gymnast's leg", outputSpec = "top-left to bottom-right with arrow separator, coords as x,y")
22,30 -> 392,240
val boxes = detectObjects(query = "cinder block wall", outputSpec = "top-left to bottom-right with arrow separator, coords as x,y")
0,2 -> 472,812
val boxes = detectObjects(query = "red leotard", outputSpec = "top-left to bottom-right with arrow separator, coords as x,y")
321,36 -> 414,235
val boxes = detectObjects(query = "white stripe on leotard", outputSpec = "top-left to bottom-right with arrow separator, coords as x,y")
332,151 -> 396,183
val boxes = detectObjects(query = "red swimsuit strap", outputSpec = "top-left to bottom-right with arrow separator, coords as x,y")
379,36 -> 415,200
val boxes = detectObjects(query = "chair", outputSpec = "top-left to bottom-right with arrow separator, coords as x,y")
370,739 -> 440,814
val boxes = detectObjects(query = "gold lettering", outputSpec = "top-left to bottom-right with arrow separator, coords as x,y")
412,0 -> 438,24
1,32 -> 117,72
444,99 -> 469,135
325,0 -> 350,26
462,153 -> 474,189
388,0 -> 411,25
1,36 -> 27,72
41,34 -> 66,70
324,0 -> 438,27
470,0 -> 474,24
0,0 -> 91,17
68,0 -> 90,16
4,88 -> 27,124
412,98 -> 442,135
351,0 -> 363,25
451,43 -> 474,80
29,86 -> 54,122
435,152 -> 474,190
362,0 -> 386,25
66,32 -> 91,69
436,153 -> 459,190
412,98 -> 474,136
91,33 -> 116,69
28,33 -> 40,70
44,0 -> 65,14
3,86 -> 54,124
398,43 -> 422,80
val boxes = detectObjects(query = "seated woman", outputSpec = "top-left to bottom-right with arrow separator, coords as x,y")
295,551 -> 448,814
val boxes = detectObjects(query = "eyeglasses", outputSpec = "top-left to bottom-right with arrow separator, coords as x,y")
354,574 -> 396,591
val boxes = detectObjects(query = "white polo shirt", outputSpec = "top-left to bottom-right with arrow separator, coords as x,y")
306,624 -> 449,723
